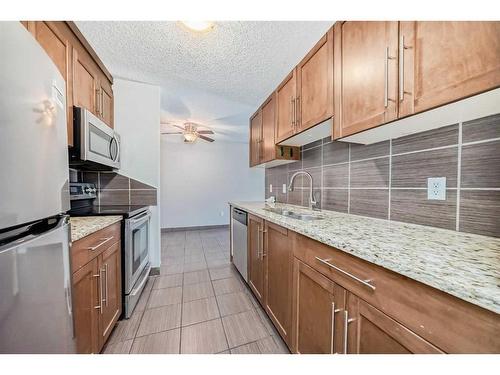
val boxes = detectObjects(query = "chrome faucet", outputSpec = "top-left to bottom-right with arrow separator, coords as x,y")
288,171 -> 318,210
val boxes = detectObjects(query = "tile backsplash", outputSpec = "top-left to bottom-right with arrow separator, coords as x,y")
81,171 -> 157,206
265,113 -> 500,238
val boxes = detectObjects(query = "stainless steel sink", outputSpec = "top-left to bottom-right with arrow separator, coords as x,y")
263,207 -> 324,221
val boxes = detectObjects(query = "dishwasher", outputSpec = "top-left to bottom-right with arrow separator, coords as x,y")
231,207 -> 248,282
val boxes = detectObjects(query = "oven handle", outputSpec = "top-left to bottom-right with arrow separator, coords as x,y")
128,211 -> 152,227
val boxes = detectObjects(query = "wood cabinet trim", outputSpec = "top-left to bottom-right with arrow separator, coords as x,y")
66,21 -> 113,84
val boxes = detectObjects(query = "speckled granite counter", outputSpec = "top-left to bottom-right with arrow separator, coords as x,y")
229,201 -> 500,314
70,216 -> 122,242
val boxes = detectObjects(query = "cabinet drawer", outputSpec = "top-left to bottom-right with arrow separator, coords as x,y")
291,231 -> 500,353
71,223 -> 120,272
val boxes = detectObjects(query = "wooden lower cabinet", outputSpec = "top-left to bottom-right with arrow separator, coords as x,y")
247,214 -> 265,303
345,293 -> 443,354
71,223 -> 122,353
242,219 -> 500,354
98,242 -> 122,348
263,222 -> 293,346
292,259 -> 345,354
72,257 -> 100,354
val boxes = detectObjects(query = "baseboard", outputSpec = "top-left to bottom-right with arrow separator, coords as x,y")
161,224 -> 229,232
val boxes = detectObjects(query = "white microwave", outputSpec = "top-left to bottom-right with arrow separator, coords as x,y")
69,107 -> 120,170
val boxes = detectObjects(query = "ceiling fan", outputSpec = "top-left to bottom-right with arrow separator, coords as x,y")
161,121 -> 215,143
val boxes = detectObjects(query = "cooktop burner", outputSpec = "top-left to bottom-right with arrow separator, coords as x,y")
68,205 -> 149,218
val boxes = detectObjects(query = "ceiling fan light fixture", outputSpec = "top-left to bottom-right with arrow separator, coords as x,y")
180,21 -> 215,32
183,132 -> 198,143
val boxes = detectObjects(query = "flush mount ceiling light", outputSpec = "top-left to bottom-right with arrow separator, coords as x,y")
179,21 -> 215,32
183,132 -> 198,143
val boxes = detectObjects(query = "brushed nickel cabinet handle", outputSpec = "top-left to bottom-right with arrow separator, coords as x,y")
399,35 -> 404,102
290,96 -> 294,127
95,88 -> 101,116
295,95 -> 300,129
315,256 -> 376,291
343,310 -> 348,353
101,89 -> 104,117
330,302 -> 342,354
93,271 -> 103,314
104,263 -> 109,307
86,236 -> 113,251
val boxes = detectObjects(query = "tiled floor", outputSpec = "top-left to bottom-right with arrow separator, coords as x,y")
103,227 -> 290,354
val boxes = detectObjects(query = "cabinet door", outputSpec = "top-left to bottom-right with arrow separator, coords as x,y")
32,22 -> 74,146
98,242 -> 122,349
99,79 -> 114,128
334,21 -> 399,139
263,222 -> 292,346
249,110 -> 262,167
296,28 -> 334,132
345,293 -> 443,354
72,46 -> 99,117
72,257 -> 100,354
248,214 -> 265,303
399,21 -> 500,117
292,259 -> 345,354
261,94 -> 276,163
276,70 -> 297,143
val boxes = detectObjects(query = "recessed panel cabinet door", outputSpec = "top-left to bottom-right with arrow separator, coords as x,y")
276,71 -> 297,143
249,110 -> 262,167
248,214 -> 265,303
345,293 -> 444,354
296,28 -> 334,132
292,259 -> 345,354
99,79 -> 114,128
334,21 -> 399,138
72,47 -> 99,117
261,94 -> 276,163
263,222 -> 292,345
72,257 -> 100,354
399,21 -> 500,117
98,242 -> 122,348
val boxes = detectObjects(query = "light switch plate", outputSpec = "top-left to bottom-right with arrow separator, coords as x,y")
427,177 -> 446,200
282,184 -> 287,194
270,184 -> 273,193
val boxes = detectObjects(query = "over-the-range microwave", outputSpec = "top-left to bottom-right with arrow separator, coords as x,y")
69,107 -> 120,170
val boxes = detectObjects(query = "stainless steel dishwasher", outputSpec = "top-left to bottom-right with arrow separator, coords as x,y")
231,207 -> 248,282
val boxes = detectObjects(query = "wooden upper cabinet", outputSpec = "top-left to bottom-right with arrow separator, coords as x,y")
261,94 -> 276,163
72,46 -> 99,119
346,293 -> 443,354
296,27 -> 334,133
333,21 -> 399,138
292,259 -> 346,354
98,76 -> 114,128
98,242 -> 121,348
399,21 -> 500,117
72,257 -> 100,354
248,214 -> 265,303
276,70 -> 297,143
263,222 -> 292,346
249,110 -> 262,167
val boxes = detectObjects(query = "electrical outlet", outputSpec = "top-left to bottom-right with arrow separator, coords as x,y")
427,177 -> 446,200
270,184 -> 273,193
282,184 -> 287,194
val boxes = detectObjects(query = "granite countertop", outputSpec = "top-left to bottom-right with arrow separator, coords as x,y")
230,201 -> 500,315
70,216 -> 123,242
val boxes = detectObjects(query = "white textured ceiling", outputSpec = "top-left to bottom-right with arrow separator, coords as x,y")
76,21 -> 333,142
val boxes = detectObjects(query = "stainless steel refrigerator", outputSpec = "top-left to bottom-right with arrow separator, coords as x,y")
0,22 -> 76,353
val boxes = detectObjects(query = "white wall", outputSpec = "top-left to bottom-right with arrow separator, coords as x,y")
161,139 -> 264,228
113,78 -> 161,267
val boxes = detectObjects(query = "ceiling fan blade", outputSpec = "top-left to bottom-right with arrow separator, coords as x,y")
172,124 -> 186,130
198,135 -> 215,142
197,130 -> 214,134
161,132 -> 183,135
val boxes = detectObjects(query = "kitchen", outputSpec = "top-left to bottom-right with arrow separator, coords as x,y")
1,0 -> 499,373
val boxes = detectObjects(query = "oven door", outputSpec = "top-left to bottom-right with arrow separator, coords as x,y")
124,210 -> 151,294
79,107 -> 120,169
